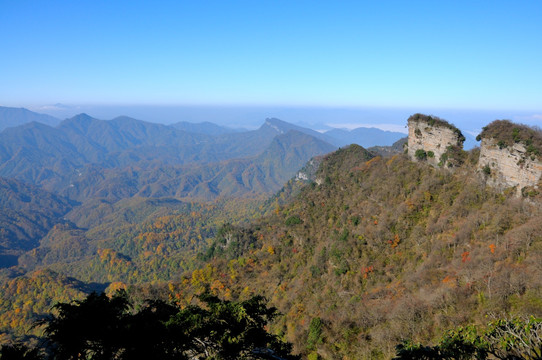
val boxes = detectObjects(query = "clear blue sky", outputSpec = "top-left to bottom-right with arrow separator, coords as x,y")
1,1 -> 541,116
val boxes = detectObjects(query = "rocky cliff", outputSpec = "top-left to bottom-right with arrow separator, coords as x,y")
477,120 -> 542,196
406,116 -> 542,197
407,114 -> 465,168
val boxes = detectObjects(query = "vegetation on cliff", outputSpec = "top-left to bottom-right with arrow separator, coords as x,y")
476,120 -> 542,159
408,113 -> 466,145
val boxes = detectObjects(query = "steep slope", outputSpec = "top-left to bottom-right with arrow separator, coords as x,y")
170,146 -> 542,358
0,106 -> 60,131
0,177 -> 72,266
188,130 -> 337,199
367,136 -> 407,157
263,118 -> 334,144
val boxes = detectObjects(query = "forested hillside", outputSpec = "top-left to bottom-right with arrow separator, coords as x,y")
160,145 -> 542,358
0,113 -> 340,347
59,130 -> 335,202
0,178 -> 73,267
1,111 -> 541,359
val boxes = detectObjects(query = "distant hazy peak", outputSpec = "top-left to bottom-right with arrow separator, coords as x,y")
60,113 -> 96,124
0,106 -> 60,131
111,115 -> 140,123
264,118 -> 286,134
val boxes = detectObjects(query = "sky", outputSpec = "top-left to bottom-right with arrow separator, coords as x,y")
1,1 -> 541,132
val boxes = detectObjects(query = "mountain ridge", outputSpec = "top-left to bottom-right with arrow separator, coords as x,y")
0,106 -> 60,131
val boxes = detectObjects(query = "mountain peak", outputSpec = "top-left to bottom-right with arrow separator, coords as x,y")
70,113 -> 94,121
0,106 -> 60,131
263,118 -> 288,134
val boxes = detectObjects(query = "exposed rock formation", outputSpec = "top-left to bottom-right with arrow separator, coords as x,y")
477,120 -> 542,196
406,116 -> 542,197
407,114 -> 465,168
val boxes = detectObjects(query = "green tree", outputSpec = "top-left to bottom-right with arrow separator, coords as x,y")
395,317 -> 542,360
37,291 -> 298,360
167,293 -> 299,359
307,317 -> 324,350
41,291 -> 131,360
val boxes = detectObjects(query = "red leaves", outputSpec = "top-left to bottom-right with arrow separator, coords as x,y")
362,265 -> 374,279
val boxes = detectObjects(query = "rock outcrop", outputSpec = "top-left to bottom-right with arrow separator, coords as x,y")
407,114 -> 465,168
406,116 -> 542,197
477,120 -> 542,196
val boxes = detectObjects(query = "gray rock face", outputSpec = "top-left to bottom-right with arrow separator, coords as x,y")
407,119 -> 463,167
478,138 -> 542,195
406,115 -> 542,197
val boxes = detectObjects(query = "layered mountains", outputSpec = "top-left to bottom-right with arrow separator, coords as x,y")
0,114 -> 335,198
0,112 -> 339,272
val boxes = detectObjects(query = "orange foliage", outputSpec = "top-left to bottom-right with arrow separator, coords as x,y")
489,244 -> 496,254
442,275 -> 456,287
363,156 -> 382,170
389,234 -> 400,248
362,265 -> 374,279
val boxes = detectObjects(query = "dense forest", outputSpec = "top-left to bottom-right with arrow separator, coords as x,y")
1,111 -> 541,358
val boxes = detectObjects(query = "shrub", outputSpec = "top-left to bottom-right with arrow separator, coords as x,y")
415,149 -> 427,160
307,317 -> 324,350
408,114 -> 465,145
479,120 -> 542,159
285,215 -> 302,226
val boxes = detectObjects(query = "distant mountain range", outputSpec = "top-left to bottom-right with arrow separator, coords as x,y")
170,121 -> 242,136
0,106 -> 408,146
56,129 -> 335,202
0,106 -> 60,131
0,106 -> 408,205
324,127 -> 406,147
0,113 -> 334,193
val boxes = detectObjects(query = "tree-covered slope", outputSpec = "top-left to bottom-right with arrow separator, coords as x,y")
0,177 -> 72,266
169,145 -> 542,358
3,139 -> 541,359
59,130 -> 336,202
